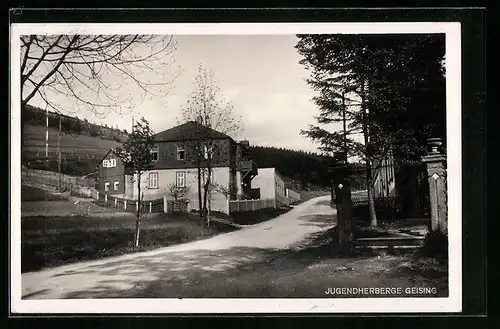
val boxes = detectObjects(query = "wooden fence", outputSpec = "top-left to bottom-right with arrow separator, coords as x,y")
285,188 -> 301,202
21,166 -> 96,197
91,188 -> 165,214
229,198 -> 276,213
187,196 -> 229,215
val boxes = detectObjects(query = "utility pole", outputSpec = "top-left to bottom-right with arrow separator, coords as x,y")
57,115 -> 62,192
45,104 -> 49,161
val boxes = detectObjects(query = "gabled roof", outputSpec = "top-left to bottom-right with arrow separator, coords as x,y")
98,149 -> 133,173
98,149 -> 118,165
153,121 -> 232,142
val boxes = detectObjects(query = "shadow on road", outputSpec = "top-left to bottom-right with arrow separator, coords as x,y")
47,227 -> 381,299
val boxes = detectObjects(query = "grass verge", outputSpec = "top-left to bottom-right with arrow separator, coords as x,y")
228,205 -> 293,225
21,213 -> 238,273
21,185 -> 68,202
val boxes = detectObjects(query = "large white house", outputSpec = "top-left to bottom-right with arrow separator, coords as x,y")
99,121 -> 260,212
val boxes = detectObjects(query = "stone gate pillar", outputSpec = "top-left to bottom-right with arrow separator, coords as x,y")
329,151 -> 353,244
422,138 -> 448,233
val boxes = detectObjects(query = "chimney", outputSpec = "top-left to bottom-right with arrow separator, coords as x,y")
195,116 -> 203,125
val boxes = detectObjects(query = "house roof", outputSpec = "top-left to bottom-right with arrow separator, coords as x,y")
153,121 -> 232,142
98,149 -> 117,165
99,149 -> 133,173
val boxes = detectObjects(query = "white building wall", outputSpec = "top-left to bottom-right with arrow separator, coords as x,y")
252,168 -> 277,200
236,171 -> 242,196
275,172 -> 286,198
126,167 -> 231,202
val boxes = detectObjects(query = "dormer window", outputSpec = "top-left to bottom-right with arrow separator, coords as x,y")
176,145 -> 185,160
103,158 -> 116,168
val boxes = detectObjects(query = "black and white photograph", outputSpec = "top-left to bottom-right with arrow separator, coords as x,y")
10,21 -> 462,313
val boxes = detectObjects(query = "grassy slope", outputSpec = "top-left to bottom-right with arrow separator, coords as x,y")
23,124 -> 121,157
22,124 -> 121,175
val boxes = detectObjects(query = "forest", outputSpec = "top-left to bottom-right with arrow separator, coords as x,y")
22,105 -> 128,142
249,145 -> 367,190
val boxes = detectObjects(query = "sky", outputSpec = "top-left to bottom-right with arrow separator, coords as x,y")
28,34 -> 346,153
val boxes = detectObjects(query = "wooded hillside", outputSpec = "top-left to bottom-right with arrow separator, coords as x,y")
21,106 -> 366,189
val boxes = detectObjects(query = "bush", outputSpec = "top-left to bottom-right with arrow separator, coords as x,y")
89,126 -> 99,137
420,230 -> 448,260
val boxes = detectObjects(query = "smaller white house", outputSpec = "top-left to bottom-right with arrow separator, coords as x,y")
252,167 -> 288,205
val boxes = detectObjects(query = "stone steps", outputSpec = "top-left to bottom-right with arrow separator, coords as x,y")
355,236 -> 425,248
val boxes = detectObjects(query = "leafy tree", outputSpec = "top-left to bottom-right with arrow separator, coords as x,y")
295,34 -> 446,227
20,34 -> 178,148
181,64 -> 242,226
115,117 -> 155,247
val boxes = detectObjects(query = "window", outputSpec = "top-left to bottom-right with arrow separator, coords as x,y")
201,169 -> 214,185
176,145 -> 185,160
113,180 -> 119,191
176,171 -> 186,188
103,159 -> 116,168
104,181 -> 110,191
203,144 -> 213,160
149,172 -> 158,189
151,146 -> 159,161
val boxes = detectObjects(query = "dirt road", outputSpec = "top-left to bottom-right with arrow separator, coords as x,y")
22,195 -> 336,299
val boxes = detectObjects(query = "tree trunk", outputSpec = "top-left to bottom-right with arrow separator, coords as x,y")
361,78 -> 378,227
134,172 -> 141,247
366,169 -> 378,227
202,179 -> 209,224
57,117 -> 62,192
202,165 -> 215,227
197,164 -> 203,218
330,179 -> 335,208
207,190 -> 212,227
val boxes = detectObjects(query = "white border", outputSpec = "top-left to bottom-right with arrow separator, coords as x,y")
10,22 -> 462,314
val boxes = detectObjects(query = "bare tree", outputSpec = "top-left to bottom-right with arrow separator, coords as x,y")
165,183 -> 191,212
211,181 -> 237,200
20,34 -> 179,146
115,117 -> 155,247
181,64 -> 242,225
